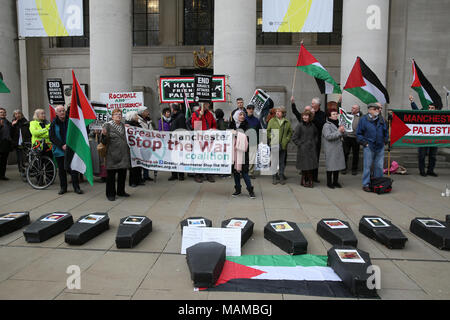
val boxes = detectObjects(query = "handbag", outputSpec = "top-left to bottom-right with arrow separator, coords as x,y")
97,142 -> 107,158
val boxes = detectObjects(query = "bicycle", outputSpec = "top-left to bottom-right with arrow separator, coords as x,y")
17,142 -> 32,182
26,140 -> 57,189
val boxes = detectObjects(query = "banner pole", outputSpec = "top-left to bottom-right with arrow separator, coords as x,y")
387,114 -> 392,177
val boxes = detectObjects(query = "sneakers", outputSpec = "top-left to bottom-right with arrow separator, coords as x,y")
362,186 -> 371,192
232,188 -> 241,197
272,175 -> 279,185
427,171 -> 438,177
58,188 -> 67,195
248,189 -> 256,199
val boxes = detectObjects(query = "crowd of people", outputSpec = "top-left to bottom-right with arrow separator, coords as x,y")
0,93 -> 441,200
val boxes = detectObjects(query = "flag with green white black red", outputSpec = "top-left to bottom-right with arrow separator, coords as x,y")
66,70 -> 96,185
200,254 -> 354,298
411,60 -> 443,110
344,57 -> 389,105
296,44 -> 341,94
0,75 -> 10,93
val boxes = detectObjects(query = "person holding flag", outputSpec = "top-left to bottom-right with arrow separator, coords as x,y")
342,104 -> 363,175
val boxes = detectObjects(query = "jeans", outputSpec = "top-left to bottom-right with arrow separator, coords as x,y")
418,147 -> 437,173
362,146 -> 385,187
234,171 -> 252,190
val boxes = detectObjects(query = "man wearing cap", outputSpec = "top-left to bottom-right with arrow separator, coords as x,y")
356,103 -> 388,192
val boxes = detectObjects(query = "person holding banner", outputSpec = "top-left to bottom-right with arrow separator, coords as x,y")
125,111 -> 144,188
229,111 -> 256,198
322,105 -> 346,189
158,107 -> 172,132
409,95 -> 439,177
137,106 -> 154,182
342,104 -> 363,175
101,109 -> 131,201
169,103 -> 186,181
292,109 -> 318,188
356,104 -> 388,192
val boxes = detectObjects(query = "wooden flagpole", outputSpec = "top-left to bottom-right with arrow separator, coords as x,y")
291,40 -> 304,97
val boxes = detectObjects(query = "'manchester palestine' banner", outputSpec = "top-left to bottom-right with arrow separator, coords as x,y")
125,127 -> 232,174
159,75 -> 226,103
391,109 -> 450,147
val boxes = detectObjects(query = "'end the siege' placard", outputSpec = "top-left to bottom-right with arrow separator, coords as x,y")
391,109 -> 450,147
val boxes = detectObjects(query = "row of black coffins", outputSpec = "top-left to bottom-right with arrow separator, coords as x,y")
0,211 -> 152,248
184,215 -> 450,298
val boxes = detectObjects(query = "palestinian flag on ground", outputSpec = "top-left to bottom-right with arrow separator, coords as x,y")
0,78 -> 10,93
201,254 -> 354,298
411,60 -> 443,110
66,70 -> 96,185
344,57 -> 390,105
296,44 -> 341,94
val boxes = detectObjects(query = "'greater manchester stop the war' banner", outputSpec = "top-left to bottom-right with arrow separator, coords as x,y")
391,109 -> 450,148
125,127 -> 233,174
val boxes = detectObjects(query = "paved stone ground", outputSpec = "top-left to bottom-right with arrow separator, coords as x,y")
0,164 -> 449,300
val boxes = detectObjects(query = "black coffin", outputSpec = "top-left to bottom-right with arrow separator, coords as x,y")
359,216 -> 408,249
0,212 -> 30,237
221,218 -> 254,247
23,212 -> 73,243
180,217 -> 212,235
264,220 -> 308,255
327,246 -> 378,298
446,215 -> 450,224
116,216 -> 152,248
186,241 -> 226,288
65,213 -> 110,245
316,219 -> 358,247
410,218 -> 450,250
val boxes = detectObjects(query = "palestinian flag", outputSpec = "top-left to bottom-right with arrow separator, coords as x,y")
411,60 -> 443,110
66,71 -> 96,185
183,89 -> 191,120
296,44 -> 341,94
0,78 -> 10,93
339,108 -> 354,133
49,104 -> 56,122
344,57 -> 389,105
201,255 -> 354,298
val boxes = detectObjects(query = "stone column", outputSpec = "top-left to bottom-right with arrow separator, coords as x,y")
213,0 -> 256,114
90,0 -> 132,101
0,0 -> 21,116
340,0 -> 390,109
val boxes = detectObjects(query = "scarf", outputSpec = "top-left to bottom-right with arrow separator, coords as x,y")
328,118 -> 339,128
109,120 -> 124,136
233,110 -> 244,128
233,131 -> 248,172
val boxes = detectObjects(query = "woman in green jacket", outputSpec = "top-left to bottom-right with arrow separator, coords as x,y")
29,108 -> 52,149
267,106 -> 292,185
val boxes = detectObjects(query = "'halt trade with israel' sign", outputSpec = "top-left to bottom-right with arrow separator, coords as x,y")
391,109 -> 450,147
159,75 -> 226,103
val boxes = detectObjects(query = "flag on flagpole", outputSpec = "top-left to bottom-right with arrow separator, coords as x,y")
66,70 -> 96,186
296,44 -> 341,94
0,78 -> 10,93
411,60 -> 443,110
183,89 -> 191,120
344,57 -> 390,105
49,104 -> 56,122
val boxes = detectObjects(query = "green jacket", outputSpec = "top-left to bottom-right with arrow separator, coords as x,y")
267,117 -> 293,150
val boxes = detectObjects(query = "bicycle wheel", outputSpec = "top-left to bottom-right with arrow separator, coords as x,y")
26,156 -> 57,190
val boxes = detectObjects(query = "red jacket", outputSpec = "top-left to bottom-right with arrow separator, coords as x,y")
191,109 -> 217,130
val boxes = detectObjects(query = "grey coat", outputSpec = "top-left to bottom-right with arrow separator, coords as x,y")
292,121 -> 318,171
322,121 -> 346,171
101,121 -> 131,170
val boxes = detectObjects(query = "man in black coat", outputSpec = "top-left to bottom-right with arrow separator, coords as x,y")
169,103 -> 186,181
311,97 -> 326,183
0,107 -> 12,180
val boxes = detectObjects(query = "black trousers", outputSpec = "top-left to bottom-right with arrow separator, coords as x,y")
313,140 -> 321,181
343,137 -> 360,171
129,167 -> 142,186
171,172 -> 185,179
56,156 -> 79,190
418,147 -> 437,174
106,168 -> 127,197
0,151 -> 9,178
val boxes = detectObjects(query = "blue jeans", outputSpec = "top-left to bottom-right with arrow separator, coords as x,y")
362,146 -> 385,187
234,172 -> 252,190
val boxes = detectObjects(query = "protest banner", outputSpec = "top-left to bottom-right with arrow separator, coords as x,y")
99,92 -> 144,116
125,127 -> 233,174
46,78 -> 65,105
339,108 -> 354,133
159,75 -> 226,103
250,89 -> 270,118
193,74 -> 212,102
391,109 -> 450,147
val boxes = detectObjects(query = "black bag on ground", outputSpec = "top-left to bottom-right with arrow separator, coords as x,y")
369,177 -> 392,194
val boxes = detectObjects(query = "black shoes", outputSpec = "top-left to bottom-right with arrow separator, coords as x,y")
232,188 -> 241,197
333,182 -> 343,188
420,171 -> 427,177
362,186 -> 371,192
74,188 -> 83,194
117,192 -> 130,197
427,171 -> 438,177
179,175 -> 185,181
168,176 -> 178,181
58,188 -> 67,195
206,175 -> 215,183
107,196 -> 116,201
248,188 -> 256,199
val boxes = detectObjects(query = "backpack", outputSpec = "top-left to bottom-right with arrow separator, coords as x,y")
369,177 -> 393,194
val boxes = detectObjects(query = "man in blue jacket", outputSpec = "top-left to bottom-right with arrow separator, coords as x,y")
356,104 -> 388,192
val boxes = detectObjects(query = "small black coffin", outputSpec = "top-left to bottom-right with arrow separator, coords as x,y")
410,218 -> 450,250
221,217 -> 254,246
316,219 -> 358,247
180,217 -> 212,235
264,220 -> 308,255
116,216 -> 152,248
65,213 -> 109,245
23,212 -> 73,243
327,246 -> 378,298
186,241 -> 226,288
0,212 -> 30,237
359,216 -> 407,249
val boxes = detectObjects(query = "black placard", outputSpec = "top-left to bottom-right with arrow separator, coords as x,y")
46,78 -> 65,105
194,74 -> 212,102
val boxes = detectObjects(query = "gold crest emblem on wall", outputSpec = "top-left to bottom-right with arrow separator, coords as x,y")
193,46 -> 212,68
